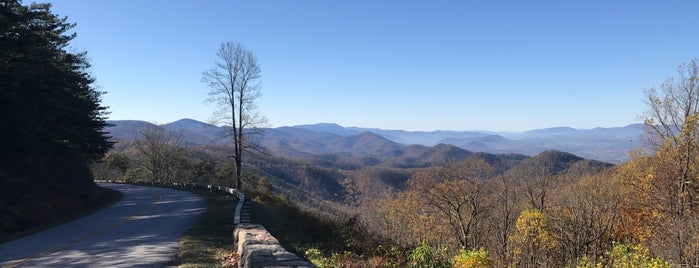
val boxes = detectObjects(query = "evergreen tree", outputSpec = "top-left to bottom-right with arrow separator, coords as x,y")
0,0 -> 112,162
1,0 -> 114,235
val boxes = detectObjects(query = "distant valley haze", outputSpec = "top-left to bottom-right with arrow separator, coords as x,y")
107,118 -> 644,164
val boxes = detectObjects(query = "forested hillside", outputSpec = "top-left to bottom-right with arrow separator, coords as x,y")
100,122 -> 610,208
352,60 -> 699,267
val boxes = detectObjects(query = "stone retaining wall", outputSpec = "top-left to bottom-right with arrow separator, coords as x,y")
234,224 -> 315,268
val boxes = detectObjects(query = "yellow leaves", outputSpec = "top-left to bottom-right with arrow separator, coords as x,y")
576,256 -> 603,268
574,243 -> 670,268
511,209 -> 557,250
626,67 -> 699,263
510,209 -> 559,266
453,247 -> 493,268
606,243 -> 670,268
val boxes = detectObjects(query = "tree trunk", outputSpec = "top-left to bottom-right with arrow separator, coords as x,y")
235,158 -> 242,190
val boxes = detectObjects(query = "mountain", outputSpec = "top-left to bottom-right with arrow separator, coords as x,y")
162,118 -> 218,134
259,128 -> 405,157
105,119 -> 644,163
104,119 -> 620,206
245,147 -> 606,205
106,120 -> 157,141
295,124 -> 493,146
505,150 -> 613,180
293,123 -> 358,136
292,123 -> 643,163
162,118 -> 226,146
523,126 -> 579,136
333,132 -> 405,157
400,143 -> 472,166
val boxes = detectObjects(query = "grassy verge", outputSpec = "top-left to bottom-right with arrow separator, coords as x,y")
249,193 -> 343,255
0,186 -> 123,243
177,189 -> 238,268
176,189 -> 399,267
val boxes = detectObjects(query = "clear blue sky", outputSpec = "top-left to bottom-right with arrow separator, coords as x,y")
46,0 -> 699,131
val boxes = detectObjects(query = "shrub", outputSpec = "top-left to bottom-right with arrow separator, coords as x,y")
453,247 -> 492,268
407,241 -> 451,268
607,243 -> 669,268
576,242 -> 670,268
305,247 -> 335,268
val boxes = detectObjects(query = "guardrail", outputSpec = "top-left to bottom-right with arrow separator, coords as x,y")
233,191 -> 245,225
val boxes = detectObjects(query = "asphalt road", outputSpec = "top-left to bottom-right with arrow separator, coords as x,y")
0,183 -> 206,267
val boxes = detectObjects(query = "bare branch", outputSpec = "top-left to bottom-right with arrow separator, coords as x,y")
202,41 -> 267,190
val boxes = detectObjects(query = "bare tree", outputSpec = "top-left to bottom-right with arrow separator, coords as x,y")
549,172 -> 620,266
640,59 -> 699,264
522,160 -> 556,212
487,174 -> 520,266
202,41 -> 267,190
407,159 -> 494,249
134,125 -> 182,182
644,59 -> 699,149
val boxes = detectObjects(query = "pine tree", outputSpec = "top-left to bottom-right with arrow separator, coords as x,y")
0,0 -> 112,162
1,0 -> 114,234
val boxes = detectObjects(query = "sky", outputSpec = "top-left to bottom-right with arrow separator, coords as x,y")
45,0 -> 699,132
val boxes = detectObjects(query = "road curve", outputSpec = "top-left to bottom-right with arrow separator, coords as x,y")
0,183 -> 206,267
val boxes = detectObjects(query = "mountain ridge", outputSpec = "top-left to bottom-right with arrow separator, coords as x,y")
105,119 -> 644,163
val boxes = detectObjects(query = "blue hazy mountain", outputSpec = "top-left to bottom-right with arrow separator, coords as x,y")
106,119 -> 644,163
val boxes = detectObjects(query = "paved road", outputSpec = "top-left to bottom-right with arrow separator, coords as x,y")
0,183 -> 206,267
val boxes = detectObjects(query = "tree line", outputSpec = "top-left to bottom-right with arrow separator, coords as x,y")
356,60 -> 699,267
0,0 -> 112,161
1,0 -> 114,235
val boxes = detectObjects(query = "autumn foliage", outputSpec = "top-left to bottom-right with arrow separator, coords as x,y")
353,60 -> 699,267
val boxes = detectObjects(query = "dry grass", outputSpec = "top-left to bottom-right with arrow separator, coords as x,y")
177,190 -> 238,268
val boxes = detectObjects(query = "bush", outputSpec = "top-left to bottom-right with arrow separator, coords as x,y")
453,247 -> 492,268
576,242 -> 670,268
369,244 -> 406,268
123,167 -> 149,182
305,248 -> 334,268
607,243 -> 669,268
407,241 -> 451,268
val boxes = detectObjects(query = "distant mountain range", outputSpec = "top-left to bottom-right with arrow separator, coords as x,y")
106,118 -> 645,163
